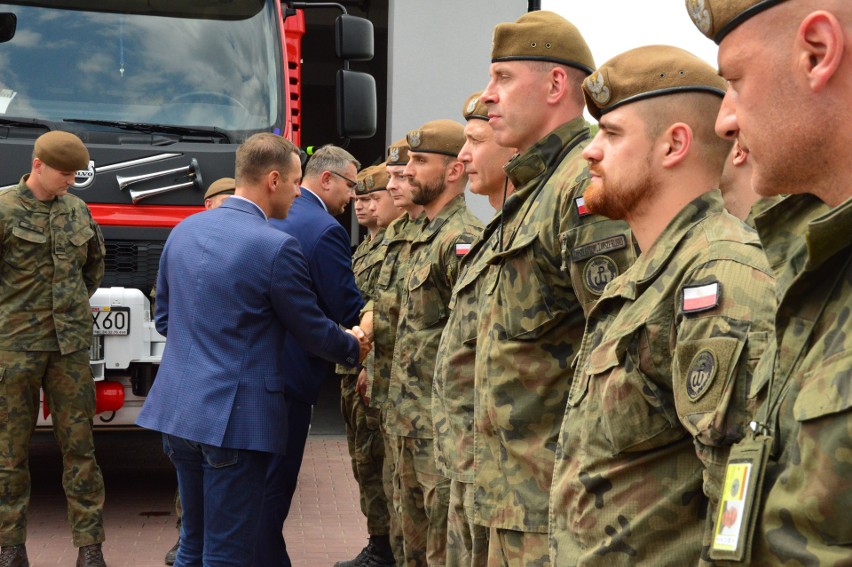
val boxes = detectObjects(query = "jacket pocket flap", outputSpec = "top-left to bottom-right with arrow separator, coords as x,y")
793,349 -> 852,421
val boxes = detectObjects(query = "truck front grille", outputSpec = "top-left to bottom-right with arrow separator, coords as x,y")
102,240 -> 163,294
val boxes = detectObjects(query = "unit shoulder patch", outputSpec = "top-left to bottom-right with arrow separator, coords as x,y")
686,349 -> 717,402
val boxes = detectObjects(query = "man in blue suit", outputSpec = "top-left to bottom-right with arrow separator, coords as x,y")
254,145 -> 367,567
137,133 -> 369,567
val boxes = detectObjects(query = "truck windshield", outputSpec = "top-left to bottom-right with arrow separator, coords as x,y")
0,2 -> 283,135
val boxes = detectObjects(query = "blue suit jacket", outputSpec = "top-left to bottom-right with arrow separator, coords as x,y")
137,197 -> 359,453
269,189 -> 365,404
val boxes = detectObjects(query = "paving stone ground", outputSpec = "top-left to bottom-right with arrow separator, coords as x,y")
25,430 -> 367,567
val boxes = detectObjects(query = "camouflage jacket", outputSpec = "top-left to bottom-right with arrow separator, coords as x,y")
0,176 -> 105,354
744,193 -> 851,566
549,190 -> 775,566
433,208 -> 502,482
370,214 -> 423,408
385,194 -> 482,438
473,118 -> 636,532
338,230 -> 385,376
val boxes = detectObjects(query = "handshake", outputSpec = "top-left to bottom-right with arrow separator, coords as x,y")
345,310 -> 374,364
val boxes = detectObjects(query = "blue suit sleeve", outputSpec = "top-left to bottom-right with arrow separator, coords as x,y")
309,223 -> 365,327
271,235 -> 360,367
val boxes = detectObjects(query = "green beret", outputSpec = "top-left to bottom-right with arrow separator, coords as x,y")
583,45 -> 727,120
491,10 -> 594,75
386,138 -> 410,166
686,0 -> 788,44
34,131 -> 89,172
406,119 -> 465,158
204,177 -> 236,200
356,163 -> 389,195
462,91 -> 488,122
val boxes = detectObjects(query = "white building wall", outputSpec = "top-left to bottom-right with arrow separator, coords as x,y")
386,0 -> 527,222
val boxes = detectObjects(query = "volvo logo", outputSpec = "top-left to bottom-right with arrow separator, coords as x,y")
74,160 -> 96,189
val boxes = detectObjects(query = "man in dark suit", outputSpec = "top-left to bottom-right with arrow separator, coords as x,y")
137,133 -> 369,567
254,145 -> 366,567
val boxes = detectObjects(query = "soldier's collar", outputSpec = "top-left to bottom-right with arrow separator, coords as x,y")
504,117 -> 589,189
632,190 -> 725,285
416,194 -> 467,242
804,195 -> 852,269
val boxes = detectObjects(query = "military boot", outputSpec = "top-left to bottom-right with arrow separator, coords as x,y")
334,535 -> 396,567
164,538 -> 180,565
0,545 -> 29,567
76,543 -> 107,567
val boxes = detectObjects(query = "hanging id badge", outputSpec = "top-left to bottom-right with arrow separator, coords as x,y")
709,431 -> 773,562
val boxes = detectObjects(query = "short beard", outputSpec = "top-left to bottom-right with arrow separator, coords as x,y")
410,177 -> 444,206
584,164 -> 655,221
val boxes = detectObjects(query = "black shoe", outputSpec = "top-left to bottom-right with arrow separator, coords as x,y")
164,538 -> 180,565
334,536 -> 396,567
76,543 -> 107,567
0,545 -> 28,567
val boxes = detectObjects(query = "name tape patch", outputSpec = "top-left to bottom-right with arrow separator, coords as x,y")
572,234 -> 628,263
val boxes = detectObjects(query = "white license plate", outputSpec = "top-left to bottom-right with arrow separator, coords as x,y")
92,306 -> 130,335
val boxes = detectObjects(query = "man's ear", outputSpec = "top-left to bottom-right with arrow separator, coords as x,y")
797,11 -> 844,92
445,159 -> 465,183
660,123 -> 693,169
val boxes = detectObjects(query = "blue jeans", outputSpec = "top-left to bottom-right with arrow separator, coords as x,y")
163,434 -> 271,567
252,399 -> 313,567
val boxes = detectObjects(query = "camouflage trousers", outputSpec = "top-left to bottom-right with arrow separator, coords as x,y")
340,374 -> 390,535
487,528 -> 549,567
381,426 -> 404,566
388,434 -> 450,567
0,349 -> 105,547
447,479 -> 488,567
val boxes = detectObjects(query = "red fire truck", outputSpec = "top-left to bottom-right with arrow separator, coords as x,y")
0,0 -> 377,426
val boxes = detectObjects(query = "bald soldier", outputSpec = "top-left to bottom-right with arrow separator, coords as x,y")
474,12 -> 636,565
385,119 -> 483,567
0,131 -> 108,567
547,45 -> 776,566
688,0 -> 852,564
336,164 -> 396,567
431,92 -> 515,567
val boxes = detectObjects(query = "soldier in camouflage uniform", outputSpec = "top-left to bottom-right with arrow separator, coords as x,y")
432,92 -> 516,567
718,143 -> 780,227
369,139 -> 424,566
0,131 -> 108,567
548,45 -> 776,567
687,0 -> 852,563
336,164 -> 396,567
384,119 -> 483,567
474,12 -> 636,566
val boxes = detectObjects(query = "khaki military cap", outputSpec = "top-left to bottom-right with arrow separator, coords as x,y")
386,138 -> 410,166
34,131 -> 89,172
583,45 -> 727,120
686,0 -> 788,44
462,91 -> 488,122
356,163 -> 390,195
406,119 -> 465,157
491,10 -> 594,75
204,177 -> 236,200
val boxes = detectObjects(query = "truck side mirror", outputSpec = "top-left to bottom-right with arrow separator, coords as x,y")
337,69 -> 376,139
335,14 -> 373,61
0,13 -> 16,43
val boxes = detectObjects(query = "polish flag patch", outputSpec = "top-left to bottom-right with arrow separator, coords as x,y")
456,243 -> 472,256
576,197 -> 590,217
682,282 -> 721,313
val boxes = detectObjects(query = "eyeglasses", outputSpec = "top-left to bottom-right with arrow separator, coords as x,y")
329,170 -> 357,190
